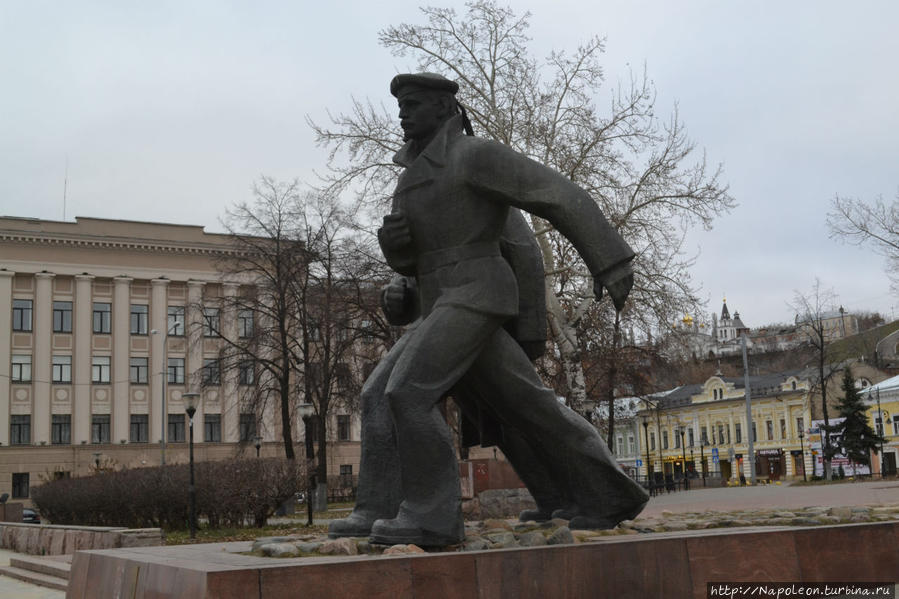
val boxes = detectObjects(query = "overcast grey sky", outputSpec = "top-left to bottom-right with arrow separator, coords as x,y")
2,1 -> 897,326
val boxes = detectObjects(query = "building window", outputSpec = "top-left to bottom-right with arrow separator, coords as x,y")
52,355 -> 72,383
718,424 -> 726,445
203,307 -> 220,337
11,355 -> 32,382
130,414 -> 149,443
766,420 -> 774,441
168,357 -> 185,384
875,416 -> 884,436
53,301 -> 73,332
735,423 -> 742,444
752,422 -> 757,442
893,419 -> 899,436
700,426 -> 708,445
239,413 -> 256,442
204,414 -> 222,442
339,464 -> 353,476
167,306 -> 185,336
51,414 -> 71,445
674,430 -> 681,449
615,435 -> 623,456
336,414 -> 351,442
202,358 -> 221,385
238,360 -> 255,385
796,417 -> 804,436
238,309 -> 253,338
130,357 -> 149,384
12,299 -> 33,332
168,414 -> 186,443
779,418 -> 786,439
12,473 -> 29,499
10,415 -> 30,445
92,302 -> 111,334
92,414 -> 110,444
130,304 -> 148,334
649,432 -> 655,451
628,434 -> 635,455
688,427 -> 694,447
92,356 -> 111,384
662,430 -> 668,450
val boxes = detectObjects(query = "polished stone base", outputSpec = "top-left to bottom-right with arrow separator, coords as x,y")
66,522 -> 899,599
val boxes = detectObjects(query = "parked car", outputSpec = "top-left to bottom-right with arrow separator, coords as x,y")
22,508 -> 40,524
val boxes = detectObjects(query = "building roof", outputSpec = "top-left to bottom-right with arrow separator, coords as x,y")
650,369 -> 807,410
866,374 -> 899,395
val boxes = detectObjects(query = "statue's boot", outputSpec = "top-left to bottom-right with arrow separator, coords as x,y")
328,510 -> 383,538
370,503 -> 464,547
556,499 -> 648,530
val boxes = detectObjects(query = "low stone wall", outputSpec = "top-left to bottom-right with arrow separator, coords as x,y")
0,522 -> 163,556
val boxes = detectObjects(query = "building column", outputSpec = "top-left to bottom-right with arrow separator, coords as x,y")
113,277 -> 132,443
187,281 -> 205,443
150,278 -> 169,448
0,270 -> 13,445
73,274 -> 94,444
33,272 -> 55,445
222,283 -> 240,443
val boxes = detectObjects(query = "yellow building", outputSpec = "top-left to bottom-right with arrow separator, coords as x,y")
637,371 -> 813,483
863,374 -> 899,476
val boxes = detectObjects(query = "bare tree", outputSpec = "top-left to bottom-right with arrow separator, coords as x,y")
214,177 -> 392,487
310,1 -> 734,415
790,278 -> 842,480
828,192 -> 899,292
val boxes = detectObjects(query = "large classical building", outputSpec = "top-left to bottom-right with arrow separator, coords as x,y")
0,216 -> 361,504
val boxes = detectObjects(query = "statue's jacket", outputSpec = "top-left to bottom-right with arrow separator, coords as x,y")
385,114 -> 635,325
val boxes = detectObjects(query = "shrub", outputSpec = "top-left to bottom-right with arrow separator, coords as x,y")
32,458 -> 304,530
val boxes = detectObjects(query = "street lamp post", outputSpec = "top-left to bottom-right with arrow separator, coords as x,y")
298,403 -> 316,526
700,441 -> 707,486
253,435 -> 263,458
182,392 -> 200,539
151,323 -> 178,466
679,427 -> 688,490
798,430 -> 807,482
876,389 -> 886,478
641,415 -> 651,483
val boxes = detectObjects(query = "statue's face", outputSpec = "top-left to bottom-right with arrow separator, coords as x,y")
396,90 -> 447,142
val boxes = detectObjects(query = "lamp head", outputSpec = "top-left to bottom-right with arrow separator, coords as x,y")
182,392 -> 200,418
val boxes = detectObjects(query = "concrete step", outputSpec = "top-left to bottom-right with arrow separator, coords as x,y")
0,565 -> 69,591
10,555 -> 71,580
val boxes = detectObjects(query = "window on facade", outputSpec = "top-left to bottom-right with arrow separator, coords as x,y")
91,414 -> 110,444
52,355 -> 72,383
92,356 -> 111,384
688,427 -> 694,447
11,355 -> 32,382
51,414 -> 71,445
735,423 -> 742,443
130,414 -> 149,443
92,302 -> 111,334
338,414 -> 351,441
203,307 -> 220,337
53,301 -> 73,333
168,357 -> 185,384
168,414 -> 186,442
130,305 -> 148,334
766,420 -> 774,441
239,413 -> 256,442
752,422 -> 757,442
615,435 -> 623,456
876,416 -> 884,436
700,426 -> 708,445
674,430 -> 681,449
202,359 -> 221,385
12,473 -> 29,499
779,418 -> 786,439
204,414 -> 222,442
650,432 -> 655,451
796,417 -> 804,436
628,434 -> 635,454
340,464 -> 353,476
167,306 -> 185,336
791,381 -> 797,390
130,357 -> 149,384
893,419 -> 899,436
238,309 -> 253,338
10,415 -> 30,445
718,425 -> 725,445
662,430 -> 668,450
238,360 -> 255,385
12,299 -> 33,332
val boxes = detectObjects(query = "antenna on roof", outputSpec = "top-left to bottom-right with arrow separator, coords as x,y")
63,156 -> 69,221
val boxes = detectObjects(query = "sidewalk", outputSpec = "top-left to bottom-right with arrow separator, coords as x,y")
0,548 -> 65,599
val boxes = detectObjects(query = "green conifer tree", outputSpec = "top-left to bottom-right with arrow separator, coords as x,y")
833,369 -> 882,475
